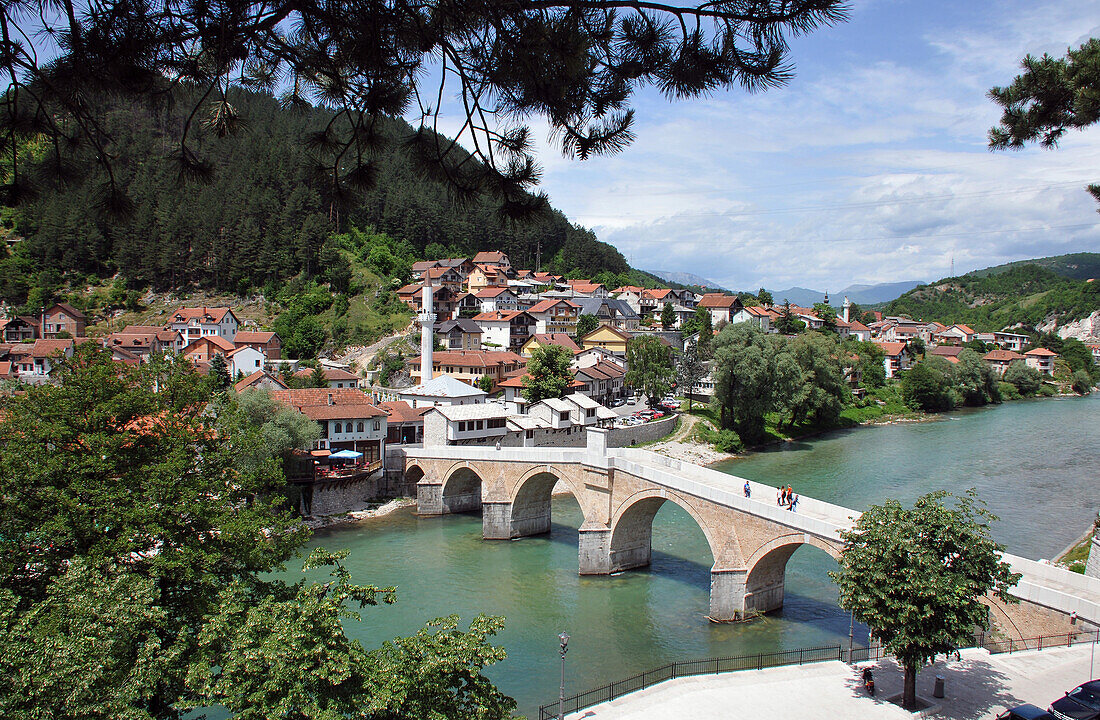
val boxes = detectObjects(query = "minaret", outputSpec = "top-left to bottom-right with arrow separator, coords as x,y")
419,280 -> 435,383
842,296 -> 851,323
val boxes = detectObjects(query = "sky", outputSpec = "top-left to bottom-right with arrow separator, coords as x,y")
443,0 -> 1100,291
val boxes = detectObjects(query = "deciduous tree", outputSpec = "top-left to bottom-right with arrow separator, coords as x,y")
522,344 -> 574,402
831,491 -> 1020,710
575,313 -> 599,339
711,324 -> 801,443
625,335 -> 677,407
677,343 -> 707,411
661,302 -> 675,330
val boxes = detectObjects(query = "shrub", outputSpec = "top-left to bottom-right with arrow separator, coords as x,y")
997,381 -> 1021,401
1039,384 -> 1056,397
712,429 -> 744,453
1071,370 -> 1093,395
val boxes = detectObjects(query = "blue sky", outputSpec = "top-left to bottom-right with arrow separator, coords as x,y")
457,0 -> 1100,291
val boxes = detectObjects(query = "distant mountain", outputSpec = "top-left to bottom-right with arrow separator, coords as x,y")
965,252 -> 1100,281
769,280 -> 925,308
648,269 -> 729,292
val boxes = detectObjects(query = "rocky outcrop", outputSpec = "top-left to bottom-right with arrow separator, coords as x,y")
1037,309 -> 1100,342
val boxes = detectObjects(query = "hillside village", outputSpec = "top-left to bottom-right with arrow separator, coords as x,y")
3,250 -> 1097,461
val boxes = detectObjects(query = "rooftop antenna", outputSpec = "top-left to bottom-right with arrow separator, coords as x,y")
950,254 -> 954,277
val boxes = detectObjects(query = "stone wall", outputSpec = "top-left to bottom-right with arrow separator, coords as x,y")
1087,535 -> 1100,579
302,475 -> 383,517
607,413 -> 678,447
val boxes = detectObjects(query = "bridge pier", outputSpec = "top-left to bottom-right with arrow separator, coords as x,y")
416,481 -> 443,515
416,479 -> 482,515
578,528 -> 612,574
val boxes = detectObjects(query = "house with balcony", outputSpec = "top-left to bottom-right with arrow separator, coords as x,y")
3,315 -> 39,342
407,349 -> 525,388
697,293 -> 742,325
436,318 -> 483,350
527,298 -> 580,334
271,388 -> 387,460
475,287 -> 520,313
472,310 -> 535,352
472,250 -> 512,273
7,338 -> 76,384
467,264 -> 511,293
103,327 -> 184,359
982,348 -> 1024,376
992,332 -> 1029,352
41,303 -> 86,338
1023,347 -> 1058,376
167,307 -> 240,344
233,331 -> 282,359
874,341 -> 911,379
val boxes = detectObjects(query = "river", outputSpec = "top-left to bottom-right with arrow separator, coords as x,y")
303,394 -> 1099,717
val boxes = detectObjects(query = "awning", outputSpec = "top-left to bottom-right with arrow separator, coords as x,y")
310,449 -> 331,457
329,449 -> 363,460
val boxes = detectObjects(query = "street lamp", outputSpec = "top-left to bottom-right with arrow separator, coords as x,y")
558,631 -> 570,720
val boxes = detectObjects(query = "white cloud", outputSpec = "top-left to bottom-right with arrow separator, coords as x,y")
529,0 -> 1100,290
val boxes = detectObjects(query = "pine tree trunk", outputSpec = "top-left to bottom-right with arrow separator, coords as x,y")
903,662 -> 917,710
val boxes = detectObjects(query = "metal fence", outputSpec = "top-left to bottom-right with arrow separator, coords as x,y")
537,645 -> 845,720
538,629 -> 1100,720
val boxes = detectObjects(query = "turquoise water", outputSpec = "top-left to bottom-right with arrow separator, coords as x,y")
301,393 -> 1099,717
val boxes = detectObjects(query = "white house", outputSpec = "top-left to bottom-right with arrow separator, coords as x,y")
874,341 -> 911,379
270,388 -> 387,463
167,306 -> 240,343
227,345 -> 267,378
1023,347 -> 1058,376
397,373 -> 488,408
475,287 -> 520,313
730,306 -> 775,333
992,332 -> 1029,353
422,403 -> 510,445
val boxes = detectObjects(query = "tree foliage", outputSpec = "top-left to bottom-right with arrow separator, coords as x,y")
0,345 -> 517,719
522,344 -> 574,402
831,491 -> 1020,710
711,324 -> 801,443
676,343 -> 707,410
989,38 -> 1100,205
901,359 -> 955,412
786,332 -> 849,426
575,313 -> 599,338
625,335 -> 677,406
0,0 -> 848,217
1002,360 -> 1042,396
661,302 -> 675,330
954,348 -> 1000,406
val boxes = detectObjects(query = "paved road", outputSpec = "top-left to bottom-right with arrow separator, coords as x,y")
570,644 -> 1100,720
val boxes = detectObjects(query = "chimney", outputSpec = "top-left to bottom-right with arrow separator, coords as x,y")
327,393 -> 334,406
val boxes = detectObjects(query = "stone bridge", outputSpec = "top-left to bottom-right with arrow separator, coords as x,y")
401,429 -> 1100,626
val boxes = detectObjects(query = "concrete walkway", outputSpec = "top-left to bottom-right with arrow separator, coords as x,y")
568,644 -> 1099,720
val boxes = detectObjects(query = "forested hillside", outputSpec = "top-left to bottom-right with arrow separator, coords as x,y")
967,252 -> 1100,281
0,87 -> 628,306
883,264 -> 1100,330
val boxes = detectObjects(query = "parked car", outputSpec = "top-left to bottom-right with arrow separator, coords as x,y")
996,705 -> 1055,720
611,398 -> 626,407
1050,680 -> 1100,720
626,397 -> 636,405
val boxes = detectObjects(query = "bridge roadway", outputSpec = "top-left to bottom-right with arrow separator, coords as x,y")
401,430 -> 1100,625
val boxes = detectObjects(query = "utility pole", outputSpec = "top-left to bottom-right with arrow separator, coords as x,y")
536,241 -> 542,273
557,631 -> 569,720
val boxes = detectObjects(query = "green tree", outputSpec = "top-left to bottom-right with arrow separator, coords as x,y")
907,336 -> 925,357
0,344 -> 518,720
901,360 -> 955,412
1071,369 -> 1094,395
756,288 -> 773,306
810,302 -> 838,333
521,345 -> 574,402
954,348 -> 1000,406
676,343 -> 707,411
208,352 -> 232,392
989,38 -> 1100,206
625,335 -> 677,406
831,491 -> 1020,710
711,324 -> 802,443
661,302 -> 675,330
774,301 -> 805,335
0,0 -> 846,212
310,365 -> 329,388
575,313 -> 599,339
786,332 -> 849,427
1003,360 -> 1042,396
856,342 -> 887,389
695,307 -> 714,359
477,375 -> 495,393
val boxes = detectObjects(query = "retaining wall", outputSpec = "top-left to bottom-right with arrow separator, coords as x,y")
607,413 -> 679,447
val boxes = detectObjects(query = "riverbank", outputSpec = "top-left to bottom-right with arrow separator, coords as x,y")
304,497 -> 415,529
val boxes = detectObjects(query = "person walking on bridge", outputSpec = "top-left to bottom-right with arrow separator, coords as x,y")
744,481 -> 751,498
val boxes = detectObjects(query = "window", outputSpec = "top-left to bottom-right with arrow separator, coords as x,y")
357,422 -> 365,432
559,411 -> 569,422
373,421 -> 380,431
334,422 -> 342,434
586,408 -> 595,417
476,420 -> 484,430
458,421 -> 466,432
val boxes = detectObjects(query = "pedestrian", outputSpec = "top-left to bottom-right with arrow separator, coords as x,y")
777,487 -> 783,505
789,494 -> 799,512
744,481 -> 751,498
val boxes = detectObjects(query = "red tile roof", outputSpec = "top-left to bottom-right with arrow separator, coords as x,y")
874,341 -> 908,357
473,251 -> 508,263
1024,347 -> 1058,357
475,287 -> 514,298
270,388 -> 386,420
411,350 -> 526,368
182,335 -> 235,352
293,367 -> 360,381
983,349 -> 1023,362
170,306 -> 235,323
472,310 -> 526,322
379,400 -> 430,424
698,293 -> 738,308
527,298 -> 580,314
234,370 -> 288,392
234,331 -> 278,344
526,333 -> 581,353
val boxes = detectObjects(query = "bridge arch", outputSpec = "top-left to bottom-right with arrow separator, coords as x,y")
608,489 -> 718,573
742,534 -> 842,616
440,462 -> 483,514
